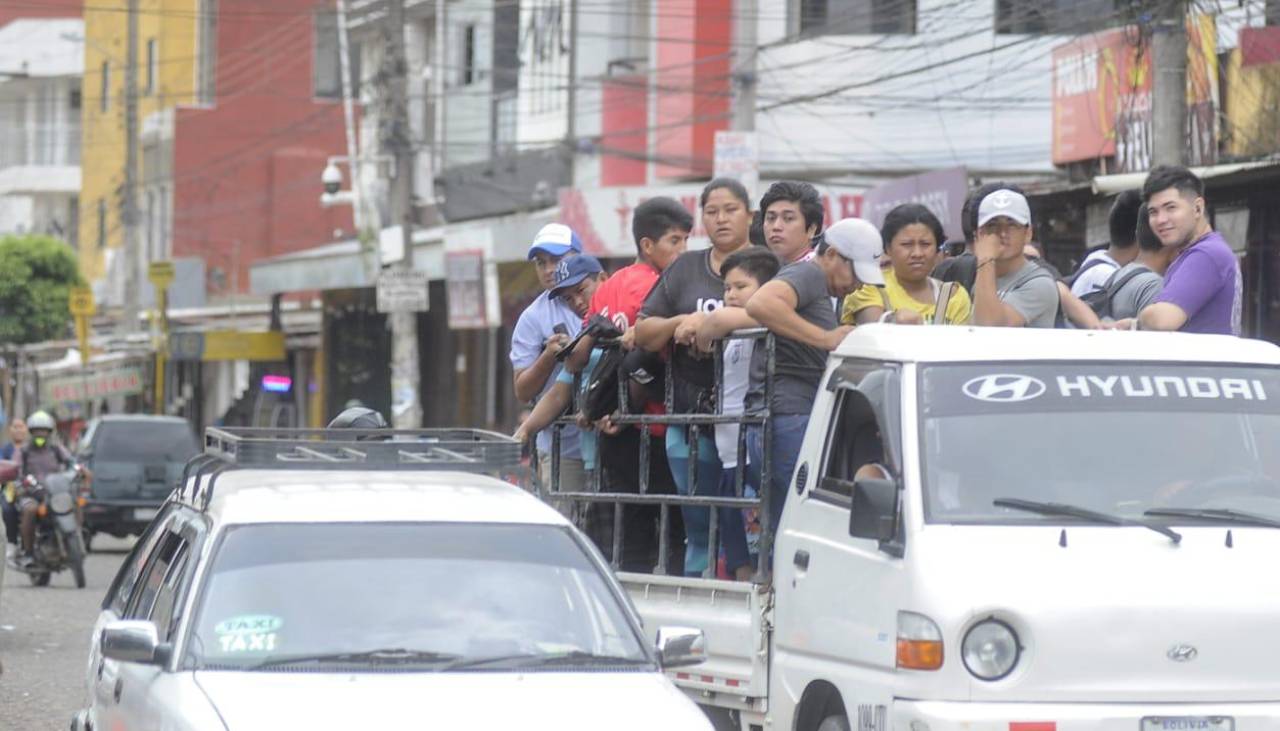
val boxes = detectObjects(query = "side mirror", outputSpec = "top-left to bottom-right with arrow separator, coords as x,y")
101,620 -> 171,666
655,626 -> 706,669
850,478 -> 903,556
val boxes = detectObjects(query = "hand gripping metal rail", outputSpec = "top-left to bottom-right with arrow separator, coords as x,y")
538,329 -> 776,582
176,427 -> 525,512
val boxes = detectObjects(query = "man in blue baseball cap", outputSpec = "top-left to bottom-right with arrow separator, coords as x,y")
510,223 -> 587,504
549,255 -> 606,316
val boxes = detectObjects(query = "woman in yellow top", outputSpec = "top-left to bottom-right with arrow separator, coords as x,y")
841,203 -> 973,326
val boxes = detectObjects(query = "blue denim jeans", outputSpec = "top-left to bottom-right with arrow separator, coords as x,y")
718,460 -> 761,575
666,425 -> 722,577
747,414 -> 809,538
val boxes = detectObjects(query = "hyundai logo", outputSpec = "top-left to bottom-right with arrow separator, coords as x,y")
1167,644 -> 1198,662
962,374 -> 1047,403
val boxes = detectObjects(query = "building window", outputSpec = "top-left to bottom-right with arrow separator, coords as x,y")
313,11 -> 359,100
99,61 -> 110,113
146,38 -> 157,95
198,0 -> 217,104
995,0 -> 1120,35
462,24 -> 477,86
96,198 -> 106,249
798,0 -> 916,35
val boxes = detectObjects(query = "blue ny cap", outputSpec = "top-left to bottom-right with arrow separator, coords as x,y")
550,255 -> 604,297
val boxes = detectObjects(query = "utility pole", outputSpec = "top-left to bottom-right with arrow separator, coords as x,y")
122,0 -> 141,332
1151,0 -> 1187,167
732,0 -> 757,133
384,0 -> 423,428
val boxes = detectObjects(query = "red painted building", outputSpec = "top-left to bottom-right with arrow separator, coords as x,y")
173,0 -> 350,298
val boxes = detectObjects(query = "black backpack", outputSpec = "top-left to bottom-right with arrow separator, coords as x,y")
1081,265 -> 1153,320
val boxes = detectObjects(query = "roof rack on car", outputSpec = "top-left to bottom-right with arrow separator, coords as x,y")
177,427 -> 523,511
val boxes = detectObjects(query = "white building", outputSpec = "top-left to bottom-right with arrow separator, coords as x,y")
0,18 -> 83,242
753,0 -> 1109,177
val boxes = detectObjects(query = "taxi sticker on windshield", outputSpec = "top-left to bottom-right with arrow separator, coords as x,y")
214,614 -> 282,653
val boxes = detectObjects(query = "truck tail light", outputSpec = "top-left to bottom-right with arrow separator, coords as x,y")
897,611 -> 944,671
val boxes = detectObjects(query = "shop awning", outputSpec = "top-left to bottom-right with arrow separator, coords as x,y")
1093,159 -> 1280,195
249,226 -> 445,296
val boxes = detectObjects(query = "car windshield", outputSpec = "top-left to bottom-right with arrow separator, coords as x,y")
96,422 -> 198,462
920,363 -> 1280,524
185,522 -> 648,671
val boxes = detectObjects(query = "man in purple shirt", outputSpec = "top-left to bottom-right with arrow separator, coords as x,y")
1122,165 -> 1241,335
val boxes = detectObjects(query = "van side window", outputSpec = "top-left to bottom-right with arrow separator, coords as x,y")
816,365 -> 900,502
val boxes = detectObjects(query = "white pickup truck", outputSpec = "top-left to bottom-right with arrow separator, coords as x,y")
619,324 -> 1280,731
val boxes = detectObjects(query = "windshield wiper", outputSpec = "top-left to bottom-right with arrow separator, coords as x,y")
1145,507 -> 1280,529
248,648 -> 461,670
994,498 -> 1181,544
444,650 -> 652,671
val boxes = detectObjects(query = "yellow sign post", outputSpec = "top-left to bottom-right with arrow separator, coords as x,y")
68,287 -> 95,367
147,262 -> 174,414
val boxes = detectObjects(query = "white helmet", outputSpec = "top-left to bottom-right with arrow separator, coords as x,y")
27,411 -> 55,432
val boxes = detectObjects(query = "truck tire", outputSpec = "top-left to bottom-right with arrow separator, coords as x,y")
817,716 -> 850,731
67,532 -> 87,589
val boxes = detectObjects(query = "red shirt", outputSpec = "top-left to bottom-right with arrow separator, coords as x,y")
588,262 -> 660,331
587,262 -> 667,434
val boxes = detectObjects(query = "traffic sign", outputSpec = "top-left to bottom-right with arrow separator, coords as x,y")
69,286 -> 95,317
376,269 -> 430,313
148,260 -> 175,289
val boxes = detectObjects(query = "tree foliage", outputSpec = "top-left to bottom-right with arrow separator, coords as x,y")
0,234 -> 84,345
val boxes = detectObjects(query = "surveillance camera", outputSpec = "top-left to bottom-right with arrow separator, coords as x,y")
322,163 -> 343,195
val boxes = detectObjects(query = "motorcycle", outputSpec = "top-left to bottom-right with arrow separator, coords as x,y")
3,461 -> 89,588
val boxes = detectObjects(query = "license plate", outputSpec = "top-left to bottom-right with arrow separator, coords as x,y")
134,508 -> 159,522
1141,717 -> 1234,731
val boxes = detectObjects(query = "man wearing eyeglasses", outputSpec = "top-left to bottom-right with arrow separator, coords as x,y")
970,189 -> 1060,328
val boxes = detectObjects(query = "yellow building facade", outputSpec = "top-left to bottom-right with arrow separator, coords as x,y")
78,0 -> 204,296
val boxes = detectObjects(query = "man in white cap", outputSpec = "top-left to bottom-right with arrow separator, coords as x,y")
971,189 -> 1059,328
510,223 -> 585,495
744,217 -> 884,536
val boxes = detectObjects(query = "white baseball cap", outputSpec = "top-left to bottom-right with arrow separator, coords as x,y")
527,223 -> 583,259
823,218 -> 885,286
977,189 -> 1032,227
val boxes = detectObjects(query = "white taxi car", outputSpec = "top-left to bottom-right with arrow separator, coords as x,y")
72,428 -> 712,731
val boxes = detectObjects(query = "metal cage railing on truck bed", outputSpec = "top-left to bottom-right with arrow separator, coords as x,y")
538,329 -> 776,582
178,427 -> 528,512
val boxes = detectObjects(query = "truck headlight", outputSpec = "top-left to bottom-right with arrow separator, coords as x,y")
961,619 -> 1020,681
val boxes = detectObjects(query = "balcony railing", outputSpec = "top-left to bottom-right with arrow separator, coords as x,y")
0,123 -> 81,169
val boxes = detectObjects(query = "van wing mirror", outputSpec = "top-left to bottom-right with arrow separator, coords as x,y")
850,478 -> 903,556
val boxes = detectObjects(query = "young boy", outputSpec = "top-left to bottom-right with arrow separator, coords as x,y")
693,247 -> 782,580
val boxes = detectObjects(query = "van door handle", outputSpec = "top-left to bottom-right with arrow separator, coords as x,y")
793,550 -> 810,570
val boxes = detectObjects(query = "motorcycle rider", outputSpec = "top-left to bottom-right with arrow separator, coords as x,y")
14,411 -> 75,568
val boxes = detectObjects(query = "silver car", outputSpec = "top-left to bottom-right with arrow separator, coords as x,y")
74,466 -> 711,730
